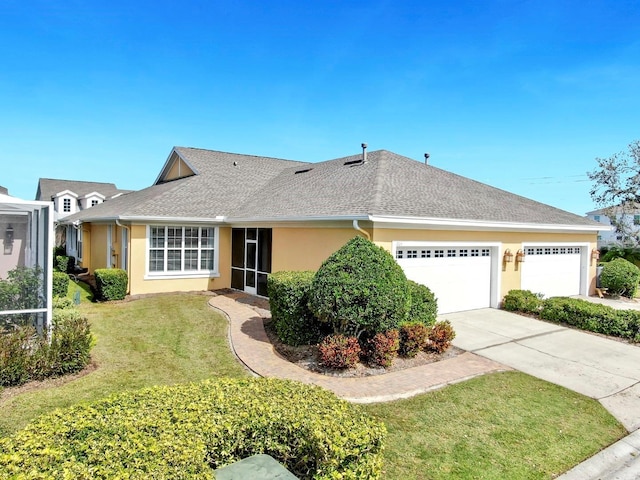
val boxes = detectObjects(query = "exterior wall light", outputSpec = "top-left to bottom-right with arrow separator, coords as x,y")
503,248 -> 514,263
5,225 -> 13,244
591,249 -> 600,266
515,249 -> 525,263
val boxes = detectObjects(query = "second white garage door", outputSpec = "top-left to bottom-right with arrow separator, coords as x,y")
521,245 -> 583,297
396,246 -> 493,314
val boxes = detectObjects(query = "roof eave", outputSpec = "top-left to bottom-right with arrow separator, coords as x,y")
368,215 -> 605,233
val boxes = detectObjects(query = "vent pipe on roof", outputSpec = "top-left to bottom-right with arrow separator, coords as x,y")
361,143 -> 368,163
424,153 -> 430,165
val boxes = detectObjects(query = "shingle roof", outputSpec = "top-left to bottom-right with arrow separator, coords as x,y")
36,179 -> 131,201
62,147 -> 598,228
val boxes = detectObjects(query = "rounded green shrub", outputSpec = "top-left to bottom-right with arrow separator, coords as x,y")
600,258 -> 640,298
267,271 -> 324,346
502,289 -> 543,314
0,378 -> 385,479
407,280 -> 438,325
309,236 -> 410,338
52,271 -> 69,298
95,268 -> 128,301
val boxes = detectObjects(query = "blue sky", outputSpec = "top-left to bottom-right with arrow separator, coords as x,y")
2,0 -> 639,215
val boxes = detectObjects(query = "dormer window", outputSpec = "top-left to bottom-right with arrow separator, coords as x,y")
63,198 -> 71,213
91,199 -> 99,207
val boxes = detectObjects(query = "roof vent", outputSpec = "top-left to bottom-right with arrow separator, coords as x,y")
424,153 -> 430,165
362,143 -> 368,163
294,168 -> 313,174
233,161 -> 238,166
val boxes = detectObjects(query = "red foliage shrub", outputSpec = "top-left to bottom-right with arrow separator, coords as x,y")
399,323 -> 429,357
364,330 -> 400,368
318,334 -> 361,369
427,320 -> 456,354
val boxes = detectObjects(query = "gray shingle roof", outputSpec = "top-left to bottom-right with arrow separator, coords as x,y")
62,147 -> 598,228
36,179 -> 131,201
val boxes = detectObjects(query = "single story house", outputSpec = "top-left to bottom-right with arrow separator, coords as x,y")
60,146 -> 601,314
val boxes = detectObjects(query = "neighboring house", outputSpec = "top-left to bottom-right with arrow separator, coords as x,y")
35,178 -> 132,254
586,206 -> 639,248
60,146 -> 601,314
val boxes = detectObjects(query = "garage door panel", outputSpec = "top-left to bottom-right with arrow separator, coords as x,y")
397,247 -> 492,314
521,246 -> 582,298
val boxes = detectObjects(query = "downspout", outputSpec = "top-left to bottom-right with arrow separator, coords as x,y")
352,219 -> 370,240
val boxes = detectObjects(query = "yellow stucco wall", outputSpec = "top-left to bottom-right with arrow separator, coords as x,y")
372,228 -> 598,298
127,224 -> 231,296
271,227 -> 361,272
89,224 -> 109,271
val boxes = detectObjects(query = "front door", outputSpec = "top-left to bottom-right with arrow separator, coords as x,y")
231,228 -> 272,296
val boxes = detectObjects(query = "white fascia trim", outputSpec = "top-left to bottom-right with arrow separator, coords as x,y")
82,191 -> 106,200
53,190 -> 79,198
369,215 -> 603,232
122,216 -> 226,224
225,215 -> 370,223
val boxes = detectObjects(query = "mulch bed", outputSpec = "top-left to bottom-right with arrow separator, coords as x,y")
263,318 -> 463,378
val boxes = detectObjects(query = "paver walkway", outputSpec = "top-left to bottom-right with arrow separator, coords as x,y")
208,293 -> 508,403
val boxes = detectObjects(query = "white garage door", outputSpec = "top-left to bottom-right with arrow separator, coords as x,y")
521,246 -> 582,297
396,246 -> 492,314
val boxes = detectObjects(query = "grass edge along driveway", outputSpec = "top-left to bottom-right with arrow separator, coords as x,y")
0,293 -> 626,479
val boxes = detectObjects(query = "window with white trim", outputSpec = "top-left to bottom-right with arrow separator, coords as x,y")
91,199 -> 99,207
148,226 -> 216,274
63,198 -> 71,212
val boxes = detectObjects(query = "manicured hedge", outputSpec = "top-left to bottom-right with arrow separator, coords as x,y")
502,289 -> 543,314
0,378 -> 386,479
95,268 -> 128,301
52,271 -> 69,298
267,271 -> 323,346
504,291 -> 640,342
540,297 -> 637,339
309,236 -> 410,338
407,280 -> 438,326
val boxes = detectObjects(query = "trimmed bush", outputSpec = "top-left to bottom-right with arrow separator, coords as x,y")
52,271 -> 69,298
95,268 -> 128,301
309,236 -> 410,338
616,310 -> 640,343
428,320 -> 456,354
267,271 -> 323,346
399,323 -> 430,357
318,334 -> 362,369
407,280 -> 438,326
54,255 -> 69,273
364,330 -> 400,368
540,297 -> 630,338
0,378 -> 386,479
600,258 -> 640,298
502,289 -> 543,314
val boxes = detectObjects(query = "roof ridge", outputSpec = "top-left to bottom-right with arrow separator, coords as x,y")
173,146 -> 307,165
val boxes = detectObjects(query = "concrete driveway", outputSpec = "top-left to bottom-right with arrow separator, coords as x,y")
441,308 -> 640,432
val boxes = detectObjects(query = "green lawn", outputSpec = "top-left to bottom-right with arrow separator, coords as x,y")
0,292 -> 626,478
